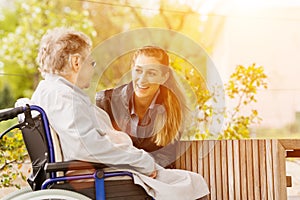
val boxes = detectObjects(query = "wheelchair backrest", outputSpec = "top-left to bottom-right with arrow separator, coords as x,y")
20,113 -> 50,190
15,98 -> 63,190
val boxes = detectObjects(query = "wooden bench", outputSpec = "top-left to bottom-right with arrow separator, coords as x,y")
175,139 -> 300,200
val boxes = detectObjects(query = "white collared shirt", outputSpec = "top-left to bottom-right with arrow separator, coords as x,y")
31,73 -> 155,175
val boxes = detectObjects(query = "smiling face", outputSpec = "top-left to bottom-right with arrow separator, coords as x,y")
132,55 -> 169,101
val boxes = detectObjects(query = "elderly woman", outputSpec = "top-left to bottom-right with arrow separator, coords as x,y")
31,27 -> 209,200
31,27 -> 156,177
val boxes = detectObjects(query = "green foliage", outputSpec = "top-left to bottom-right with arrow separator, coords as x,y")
170,56 -> 213,140
0,7 -> 18,36
170,56 -> 208,104
226,64 -> 268,102
0,85 -> 14,109
0,129 -> 27,188
189,63 -> 268,140
0,0 -> 96,100
219,64 -> 268,139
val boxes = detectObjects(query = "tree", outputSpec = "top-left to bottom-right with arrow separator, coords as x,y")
186,63 -> 268,140
220,64 -> 268,139
0,0 -> 96,100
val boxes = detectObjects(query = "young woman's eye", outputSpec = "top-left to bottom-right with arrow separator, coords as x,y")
135,68 -> 143,74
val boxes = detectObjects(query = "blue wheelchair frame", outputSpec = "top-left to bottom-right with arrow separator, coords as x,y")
0,105 -> 151,200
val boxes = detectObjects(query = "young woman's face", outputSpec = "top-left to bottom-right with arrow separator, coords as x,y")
132,55 -> 169,100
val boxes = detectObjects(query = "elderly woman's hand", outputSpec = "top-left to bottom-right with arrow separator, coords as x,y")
149,170 -> 157,179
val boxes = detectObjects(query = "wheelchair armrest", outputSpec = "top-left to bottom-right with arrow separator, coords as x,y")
44,160 -> 108,173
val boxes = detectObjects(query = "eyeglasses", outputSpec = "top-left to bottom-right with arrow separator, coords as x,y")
91,61 -> 96,68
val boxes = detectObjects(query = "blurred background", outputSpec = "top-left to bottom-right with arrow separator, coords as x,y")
1,0 -> 300,139
1,0 -> 300,197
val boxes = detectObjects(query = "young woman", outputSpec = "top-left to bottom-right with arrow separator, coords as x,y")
96,46 -> 189,168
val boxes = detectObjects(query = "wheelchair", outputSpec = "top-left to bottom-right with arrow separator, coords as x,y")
0,102 -> 153,200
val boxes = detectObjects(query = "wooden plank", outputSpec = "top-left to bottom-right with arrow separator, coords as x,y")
209,140 -> 216,200
278,139 -> 300,150
252,140 -> 261,200
227,140 -> 234,200
233,140 -> 241,200
266,139 -> 274,200
175,141 -> 182,169
258,140 -> 267,200
272,140 -> 287,200
272,140 -> 280,200
198,141 -> 204,176
191,141 -> 198,173
180,141 -> 186,170
221,140 -> 228,200
278,141 -> 287,200
185,142 -> 192,171
239,140 -> 247,200
214,141 -> 222,200
203,140 -> 210,191
246,140 -> 254,200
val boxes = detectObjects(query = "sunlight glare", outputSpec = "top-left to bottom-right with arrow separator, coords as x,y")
139,0 -> 160,17
198,0 -> 220,15
231,0 -> 300,9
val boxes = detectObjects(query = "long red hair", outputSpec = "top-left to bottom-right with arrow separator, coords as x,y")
132,46 -> 187,146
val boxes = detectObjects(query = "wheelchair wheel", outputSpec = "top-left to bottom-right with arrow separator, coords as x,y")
4,188 -> 92,200
2,186 -> 32,200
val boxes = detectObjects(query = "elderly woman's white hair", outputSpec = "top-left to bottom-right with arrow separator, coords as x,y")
37,27 -> 92,77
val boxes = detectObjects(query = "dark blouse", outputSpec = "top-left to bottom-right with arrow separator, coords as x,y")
96,82 -> 178,168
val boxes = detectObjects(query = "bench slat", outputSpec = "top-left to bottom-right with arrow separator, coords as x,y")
252,140 -> 261,200
227,140 -> 235,200
208,141 -> 216,200
221,140 -> 228,200
240,140 -> 248,199
203,141 -> 210,195
258,140 -> 267,199
266,140 -> 274,200
233,140 -> 241,199
214,141 -> 222,200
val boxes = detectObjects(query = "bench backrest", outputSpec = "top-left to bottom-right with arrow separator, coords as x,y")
176,140 -> 287,200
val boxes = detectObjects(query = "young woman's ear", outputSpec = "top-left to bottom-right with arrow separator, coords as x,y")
70,54 -> 81,72
162,71 -> 170,84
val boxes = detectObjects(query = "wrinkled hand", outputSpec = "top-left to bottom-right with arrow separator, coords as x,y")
149,170 -> 157,179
